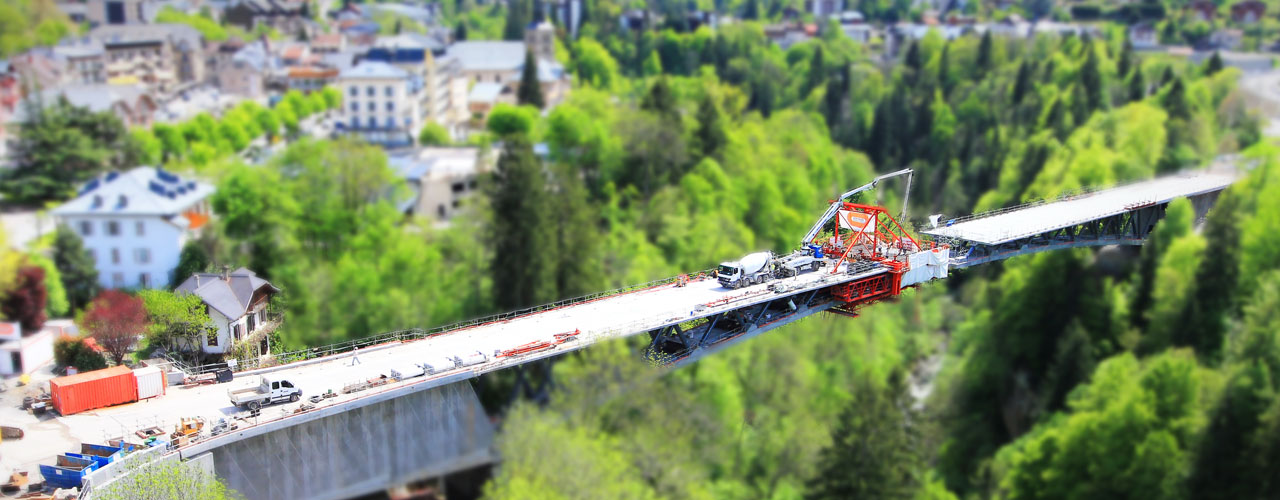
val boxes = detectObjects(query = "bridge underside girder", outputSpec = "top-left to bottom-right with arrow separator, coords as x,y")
646,288 -> 831,365
949,203 -> 1165,268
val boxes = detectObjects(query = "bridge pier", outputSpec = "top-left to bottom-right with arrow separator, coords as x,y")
195,380 -> 494,500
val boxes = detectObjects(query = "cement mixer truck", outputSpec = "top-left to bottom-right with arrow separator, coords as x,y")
717,249 -> 824,289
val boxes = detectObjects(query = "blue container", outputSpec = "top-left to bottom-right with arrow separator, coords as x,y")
39,454 -> 97,489
74,443 -> 123,468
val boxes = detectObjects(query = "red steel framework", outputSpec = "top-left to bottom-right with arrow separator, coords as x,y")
815,203 -> 919,315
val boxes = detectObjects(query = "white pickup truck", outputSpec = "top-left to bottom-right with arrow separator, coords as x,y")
228,376 -> 302,411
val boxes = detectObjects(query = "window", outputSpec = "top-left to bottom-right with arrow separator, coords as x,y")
451,182 -> 465,193
79,221 -> 93,236
368,117 -> 376,128
139,273 -> 150,288
385,86 -> 393,96
111,248 -> 120,264
386,117 -> 394,128
350,118 -> 360,129
208,327 -> 219,346
385,102 -> 394,111
271,381 -> 279,390
233,324 -> 242,341
106,221 -> 120,236
112,273 -> 124,288
348,86 -> 357,96
134,248 -> 150,264
135,221 -> 144,236
365,86 -> 374,96
88,249 -> 96,262
366,102 -> 375,111
349,102 -> 358,111
281,380 -> 293,388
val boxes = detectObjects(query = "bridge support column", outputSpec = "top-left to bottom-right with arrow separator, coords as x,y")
200,380 -> 494,500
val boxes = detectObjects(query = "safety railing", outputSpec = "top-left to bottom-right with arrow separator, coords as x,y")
172,268 -> 716,376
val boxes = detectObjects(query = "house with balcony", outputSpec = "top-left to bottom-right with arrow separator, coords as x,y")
51,167 -> 214,290
175,267 -> 279,356
88,23 -> 206,95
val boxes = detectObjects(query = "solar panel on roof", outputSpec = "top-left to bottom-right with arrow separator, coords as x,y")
105,171 -> 119,182
149,180 -> 165,195
79,178 -> 100,195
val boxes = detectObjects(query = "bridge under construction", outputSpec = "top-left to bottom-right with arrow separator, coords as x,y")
15,168 -> 1238,500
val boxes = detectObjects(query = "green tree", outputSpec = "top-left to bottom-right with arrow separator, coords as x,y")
138,289 -> 215,357
487,103 -> 539,137
693,92 -> 727,160
455,20 -> 468,41
170,241 -> 211,289
1205,51 -> 1224,76
503,0 -> 530,40
27,252 -> 68,318
1129,69 -> 1147,102
808,374 -> 921,500
95,457 -> 243,500
805,45 -> 826,97
1080,43 -> 1104,112
976,30 -> 993,72
486,134 -> 554,310
52,225 -> 99,311
574,38 -> 619,90
418,121 -> 452,146
2,97 -> 138,203
518,50 -> 546,109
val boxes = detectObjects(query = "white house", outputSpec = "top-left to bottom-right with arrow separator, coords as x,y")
1128,22 -> 1159,50
175,268 -> 279,355
51,167 -> 214,290
337,60 -> 424,148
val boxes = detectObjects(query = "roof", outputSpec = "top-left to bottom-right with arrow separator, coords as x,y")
10,83 -> 150,123
232,40 -> 271,70
373,33 -> 446,52
448,41 -> 527,71
175,267 -> 279,320
468,82 -> 503,102
89,23 -> 203,50
287,65 -> 338,78
312,33 -> 344,47
388,147 -> 482,181
50,365 -> 131,387
922,170 -> 1239,245
51,166 -> 215,217
339,60 -> 409,79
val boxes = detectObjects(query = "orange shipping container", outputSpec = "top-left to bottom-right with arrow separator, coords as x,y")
49,366 -> 138,416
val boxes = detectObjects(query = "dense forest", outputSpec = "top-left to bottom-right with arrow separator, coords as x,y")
8,0 -> 1279,495
162,12 -> 1280,498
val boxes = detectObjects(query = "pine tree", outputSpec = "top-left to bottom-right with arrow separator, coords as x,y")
517,50 -> 546,109
1128,68 -> 1146,102
938,43 -> 952,95
1081,43 -> 1104,112
549,166 -> 601,298
742,0 -> 759,19
1160,65 -> 1175,86
1164,77 -> 1191,120
1176,192 -> 1241,359
805,45 -> 826,96
455,20 -> 468,41
976,30 -> 993,71
904,40 -> 922,74
52,225 -> 99,311
487,135 -> 555,310
807,373 -> 921,500
641,77 -> 678,123
1012,59 -> 1032,105
503,0 -> 530,41
694,92 -> 727,159
1117,40 -> 1134,77
171,241 -> 211,288
1206,51 -> 1225,76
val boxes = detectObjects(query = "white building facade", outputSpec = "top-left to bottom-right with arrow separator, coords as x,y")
338,61 -> 424,147
52,167 -> 214,290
